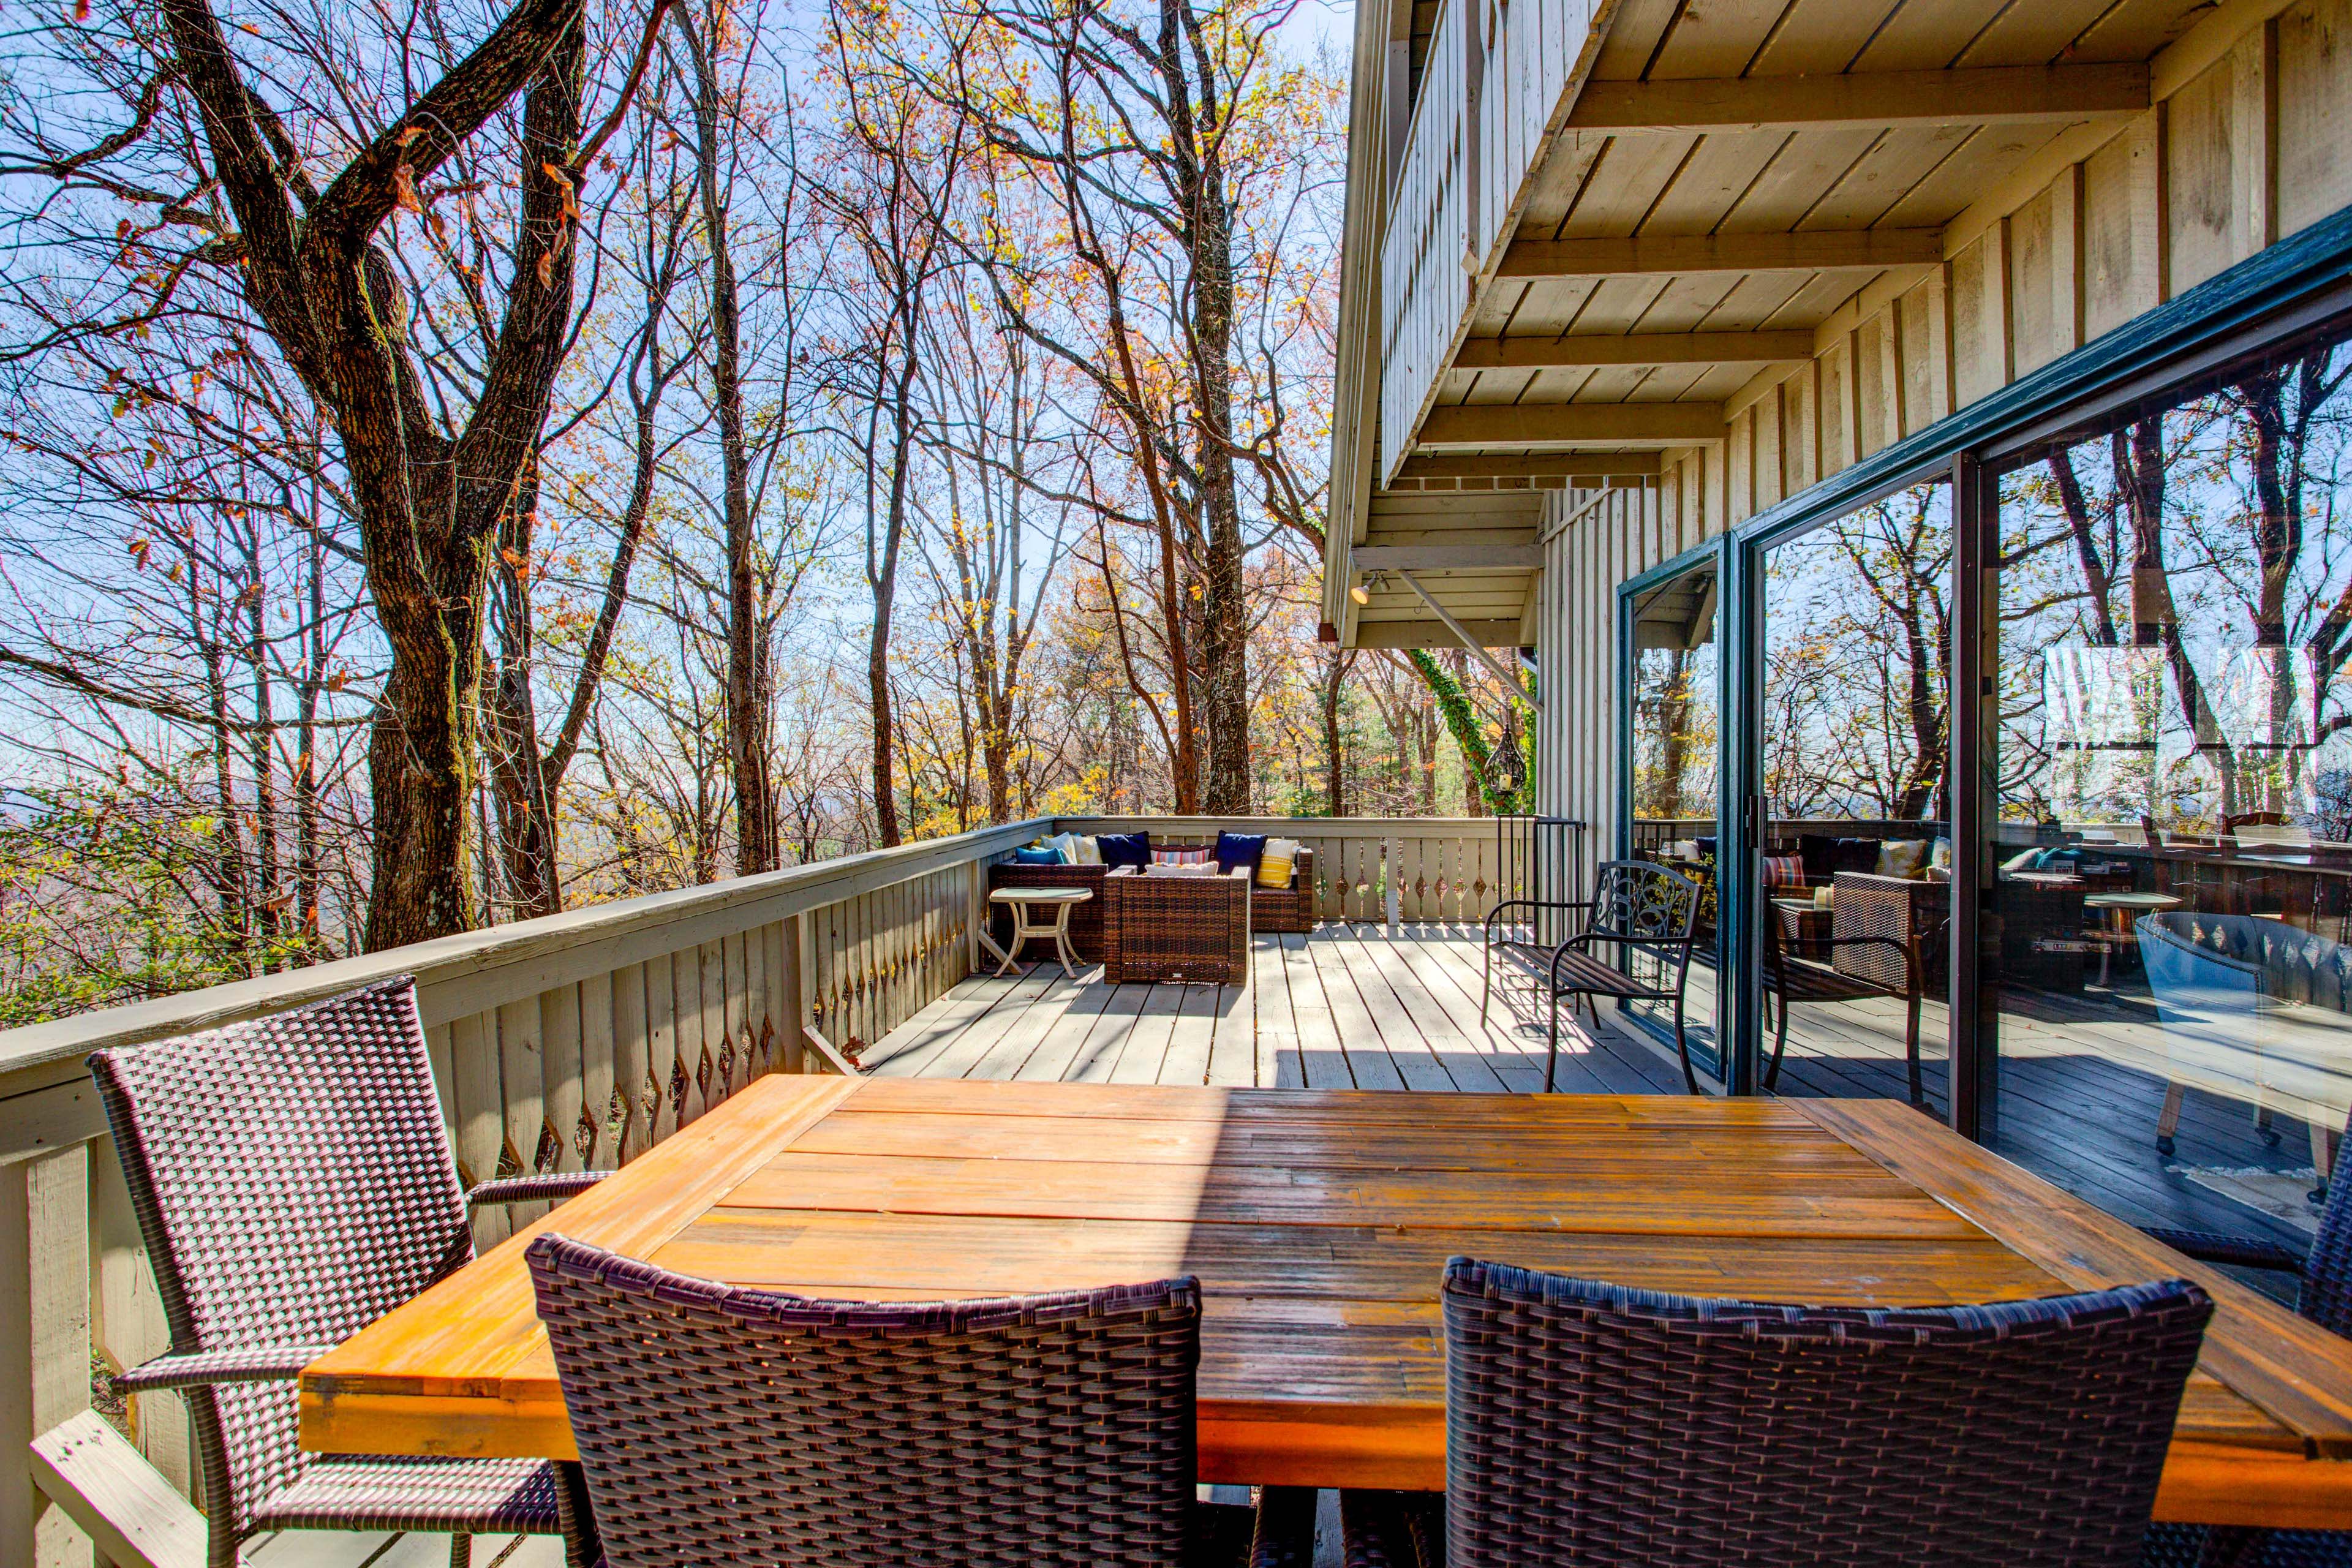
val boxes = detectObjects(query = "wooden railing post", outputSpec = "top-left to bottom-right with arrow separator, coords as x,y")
2,1142 -> 93,1568
89,1139 -> 188,1502
782,913 -> 812,1075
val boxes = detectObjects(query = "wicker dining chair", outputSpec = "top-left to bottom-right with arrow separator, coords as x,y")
2138,1105 -> 2352,1568
89,976 -> 609,1568
526,1233 -> 1317,1567
1342,1257 -> 2214,1568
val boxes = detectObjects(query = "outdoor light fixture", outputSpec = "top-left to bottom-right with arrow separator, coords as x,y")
1349,579 -> 1370,605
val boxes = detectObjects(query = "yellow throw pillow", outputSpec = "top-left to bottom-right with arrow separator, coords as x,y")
1257,837 -> 1300,889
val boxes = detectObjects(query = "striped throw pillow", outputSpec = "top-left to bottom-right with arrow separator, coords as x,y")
1762,854 -> 1806,889
1257,838 -> 1300,889
1152,846 -> 1212,866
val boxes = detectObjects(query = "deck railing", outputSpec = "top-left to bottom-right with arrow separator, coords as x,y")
1375,0 -> 1597,478
1054,815 -> 1520,924
0,812 -> 1512,1559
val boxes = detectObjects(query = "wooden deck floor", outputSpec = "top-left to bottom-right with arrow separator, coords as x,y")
861,923 -> 1683,1095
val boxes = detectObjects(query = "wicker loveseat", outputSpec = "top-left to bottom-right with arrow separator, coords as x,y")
989,839 -> 1314,962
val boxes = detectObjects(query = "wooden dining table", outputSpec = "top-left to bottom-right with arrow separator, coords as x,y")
301,1073 -> 2352,1528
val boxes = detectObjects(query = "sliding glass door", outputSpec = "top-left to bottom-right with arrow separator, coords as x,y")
1982,324 -> 2352,1240
1756,482 -> 1955,1112
1625,552 -> 1724,1081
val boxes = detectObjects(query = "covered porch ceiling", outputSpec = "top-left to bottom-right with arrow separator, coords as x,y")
1324,0 -> 2228,652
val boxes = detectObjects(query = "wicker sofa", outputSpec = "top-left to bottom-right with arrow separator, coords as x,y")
988,839 -> 1314,962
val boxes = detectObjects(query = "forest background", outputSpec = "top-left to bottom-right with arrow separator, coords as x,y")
0,0 -> 1535,1023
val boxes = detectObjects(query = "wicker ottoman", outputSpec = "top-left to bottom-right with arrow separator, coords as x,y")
1104,869 -> 1250,984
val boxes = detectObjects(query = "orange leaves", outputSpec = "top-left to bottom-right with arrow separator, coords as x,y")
393,164 -> 424,213
540,161 -> 580,223
127,537 -> 151,570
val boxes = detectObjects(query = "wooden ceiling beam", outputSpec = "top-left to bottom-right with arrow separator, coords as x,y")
1453,330 -> 1815,370
1566,64 -> 2150,134
1354,545 -> 1544,570
1498,230 -> 1943,279
1393,452 -> 1665,480
1417,402 -> 1725,448
1349,617 -> 1528,650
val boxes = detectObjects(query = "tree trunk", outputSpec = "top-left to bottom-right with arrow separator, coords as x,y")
295,524 -> 324,943
486,475 -> 564,919
1321,650 -> 1349,816
2116,420 -> 2230,810
1155,0 -> 1250,812
159,0 -> 597,950
679,9 -> 776,873
868,347 -> 921,847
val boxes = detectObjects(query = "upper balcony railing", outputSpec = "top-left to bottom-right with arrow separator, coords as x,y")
1376,0 -> 1594,479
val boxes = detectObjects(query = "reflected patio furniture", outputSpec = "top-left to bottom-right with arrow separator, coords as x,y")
2140,1102 -> 2352,1568
2085,891 -> 2184,987
1763,896 -> 1943,1109
88,978 -> 607,1568
1341,1258 -> 2212,1568
1999,871 -> 2091,993
2138,911 -> 2352,1176
1481,860 -> 1703,1093
1829,871 -> 1948,995
526,1234 -> 1316,1567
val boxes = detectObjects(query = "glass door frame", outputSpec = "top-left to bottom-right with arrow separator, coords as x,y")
1616,535 -> 1735,1087
1608,202 -> 2352,1142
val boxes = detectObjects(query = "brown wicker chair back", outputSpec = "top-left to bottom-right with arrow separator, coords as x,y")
1441,1257 -> 2211,1568
527,1234 -> 1209,1566
88,977 -> 475,1546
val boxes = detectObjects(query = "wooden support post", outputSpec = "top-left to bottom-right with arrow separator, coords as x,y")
3,1143 -> 94,1568
781,913 -> 811,1076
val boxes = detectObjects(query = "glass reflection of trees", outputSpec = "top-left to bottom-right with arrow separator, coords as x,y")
1630,567 -> 1719,826
1765,484 -> 1952,823
2001,346 -> 2352,832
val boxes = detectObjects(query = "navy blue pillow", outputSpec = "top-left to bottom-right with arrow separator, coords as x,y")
1098,831 -> 1151,869
1011,845 -> 1063,865
1215,831 -> 1267,873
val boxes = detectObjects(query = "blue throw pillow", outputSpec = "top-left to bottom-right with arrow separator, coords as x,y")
1098,831 -> 1151,869
1011,845 -> 1063,865
1215,831 -> 1267,873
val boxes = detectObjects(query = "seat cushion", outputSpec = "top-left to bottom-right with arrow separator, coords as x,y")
1098,831 -> 1151,869
252,1455 -> 565,1536
1215,831 -> 1267,874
